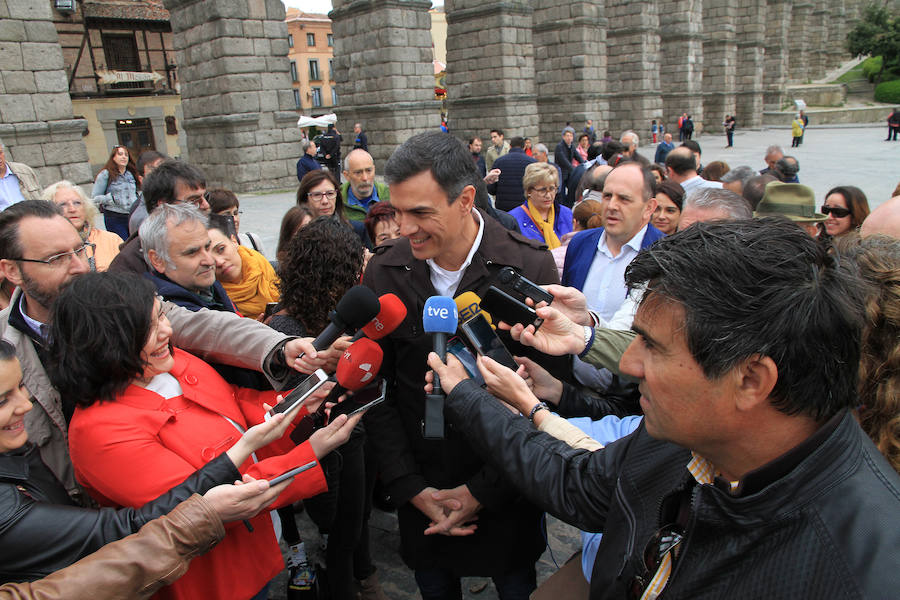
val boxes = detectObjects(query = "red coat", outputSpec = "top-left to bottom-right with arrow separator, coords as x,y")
68,349 -> 328,600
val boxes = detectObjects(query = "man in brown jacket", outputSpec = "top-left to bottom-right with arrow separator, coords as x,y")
362,132 -> 563,599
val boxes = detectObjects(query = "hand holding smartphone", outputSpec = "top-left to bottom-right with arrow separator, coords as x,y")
265,369 -> 329,421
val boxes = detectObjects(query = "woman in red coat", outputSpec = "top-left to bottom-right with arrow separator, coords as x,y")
48,272 -> 362,600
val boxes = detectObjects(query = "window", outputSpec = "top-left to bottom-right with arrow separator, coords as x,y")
102,33 -> 144,90
288,34 -> 294,48
331,88 -> 338,106
290,61 -> 298,82
311,87 -> 322,108
307,33 -> 315,47
327,33 -> 334,47
293,89 -> 301,109
309,59 -> 320,81
328,59 -> 334,80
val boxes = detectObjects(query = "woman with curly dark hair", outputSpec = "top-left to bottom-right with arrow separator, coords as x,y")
269,216 -> 384,600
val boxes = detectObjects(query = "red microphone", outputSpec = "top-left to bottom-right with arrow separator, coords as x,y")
351,293 -> 407,341
316,338 -> 383,417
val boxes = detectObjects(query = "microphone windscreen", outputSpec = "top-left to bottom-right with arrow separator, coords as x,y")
334,285 -> 381,330
361,293 -> 407,340
423,296 -> 458,334
335,338 -> 383,391
454,291 -> 491,326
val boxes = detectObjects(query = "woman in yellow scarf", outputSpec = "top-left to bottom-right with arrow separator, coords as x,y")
208,219 -> 279,319
508,162 -> 573,249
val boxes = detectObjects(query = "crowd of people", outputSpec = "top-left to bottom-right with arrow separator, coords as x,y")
0,117 -> 897,600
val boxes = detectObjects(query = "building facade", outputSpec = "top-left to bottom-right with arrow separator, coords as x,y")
285,9 -> 336,114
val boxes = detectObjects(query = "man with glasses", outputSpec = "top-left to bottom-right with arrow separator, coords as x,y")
0,200 -> 338,503
486,136 -> 536,212
428,218 -> 900,599
109,160 -> 210,274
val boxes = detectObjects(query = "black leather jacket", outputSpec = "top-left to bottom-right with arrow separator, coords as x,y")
445,380 -> 900,599
0,444 -> 240,583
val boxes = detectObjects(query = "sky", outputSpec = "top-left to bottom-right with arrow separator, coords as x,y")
282,1 -> 441,15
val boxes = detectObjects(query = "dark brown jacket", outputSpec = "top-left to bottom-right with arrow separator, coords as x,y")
361,209 -> 564,574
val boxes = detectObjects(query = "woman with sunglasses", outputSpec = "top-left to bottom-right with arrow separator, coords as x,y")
821,185 -> 870,238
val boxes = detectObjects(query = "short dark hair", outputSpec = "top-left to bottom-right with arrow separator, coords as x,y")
136,151 -> 168,177
297,170 -> 345,222
276,205 -> 316,265
364,202 -> 397,244
490,129 -> 504,138
775,156 -> 799,181
384,132 -> 479,204
655,180 -> 685,211
0,200 -> 64,260
278,217 -> 363,333
680,140 -> 701,155
509,136 -> 525,149
742,174 -> 778,209
0,339 -> 16,362
47,272 -> 157,408
587,141 -> 604,161
142,160 -> 207,213
600,140 -> 626,161
665,148 -> 698,176
625,218 -> 864,421
207,188 -> 239,213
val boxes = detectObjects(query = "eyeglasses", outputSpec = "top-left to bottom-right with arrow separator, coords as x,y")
14,242 -> 95,268
529,186 -> 555,197
219,208 -> 243,217
176,190 -> 210,208
628,524 -> 684,600
821,205 -> 851,218
55,200 -> 83,209
308,189 -> 337,201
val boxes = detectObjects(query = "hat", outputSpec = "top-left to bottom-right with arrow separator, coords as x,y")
755,182 -> 826,223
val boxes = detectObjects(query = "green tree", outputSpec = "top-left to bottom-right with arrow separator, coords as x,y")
846,3 -> 900,83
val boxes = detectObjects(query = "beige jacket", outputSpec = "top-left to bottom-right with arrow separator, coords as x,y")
0,494 -> 224,600
8,162 -> 42,201
0,288 -> 291,499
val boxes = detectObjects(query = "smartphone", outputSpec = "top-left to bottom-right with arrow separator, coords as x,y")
459,313 -> 519,371
268,460 -> 318,485
480,286 -> 544,330
497,267 -> 554,305
447,336 -> 485,386
329,378 -> 388,419
265,369 -> 329,421
263,302 -> 279,320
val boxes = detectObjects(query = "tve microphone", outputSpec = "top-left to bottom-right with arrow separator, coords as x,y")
422,296 -> 458,439
454,291 -> 492,326
350,293 -> 407,341
311,285 -> 381,351
292,338 -> 384,443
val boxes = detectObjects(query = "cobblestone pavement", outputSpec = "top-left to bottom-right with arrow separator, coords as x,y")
241,123 -> 896,598
240,124 -> 899,262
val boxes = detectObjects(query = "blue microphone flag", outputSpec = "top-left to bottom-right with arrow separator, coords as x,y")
422,296 -> 458,334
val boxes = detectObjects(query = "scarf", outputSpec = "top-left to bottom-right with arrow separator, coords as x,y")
221,245 -> 280,319
525,200 -> 561,249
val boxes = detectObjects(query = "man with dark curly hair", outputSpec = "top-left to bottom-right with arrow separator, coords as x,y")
359,131 -> 563,599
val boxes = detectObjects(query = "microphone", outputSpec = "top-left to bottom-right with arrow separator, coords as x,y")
350,293 -> 407,341
422,296 -> 458,439
310,285 -> 381,351
292,338 -> 384,443
496,266 -> 554,305
454,291 -> 491,326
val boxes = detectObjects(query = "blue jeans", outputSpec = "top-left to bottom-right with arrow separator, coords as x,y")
102,211 -> 129,241
414,565 -> 536,600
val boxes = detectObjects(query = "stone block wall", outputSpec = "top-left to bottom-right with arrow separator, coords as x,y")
605,0 -> 662,138
702,0 -> 737,132
735,0 -> 766,127
789,1 -> 814,82
826,0 -> 847,72
0,0 -> 92,188
764,0 -> 792,110
658,0 -> 704,134
162,0 -> 300,192
807,0 -> 829,80
532,0 -> 608,146
445,0 -> 539,144
331,0 -> 440,166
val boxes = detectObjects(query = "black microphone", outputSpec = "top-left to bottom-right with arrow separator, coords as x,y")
310,285 -> 380,351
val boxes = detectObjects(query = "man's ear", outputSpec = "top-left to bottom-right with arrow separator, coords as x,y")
733,355 -> 778,414
456,185 -> 476,213
0,259 -> 24,287
147,249 -> 166,274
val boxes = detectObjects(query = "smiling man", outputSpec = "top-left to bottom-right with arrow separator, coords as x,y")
429,217 -> 900,599
140,203 -> 236,313
361,132 -> 560,599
